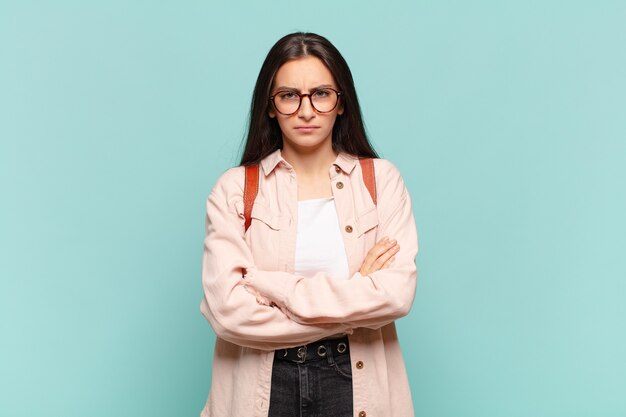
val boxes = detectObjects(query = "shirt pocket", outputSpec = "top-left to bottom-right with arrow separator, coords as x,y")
356,206 -> 379,235
355,206 -> 379,247
236,200 -> 282,268
234,199 -> 281,232
249,202 -> 281,231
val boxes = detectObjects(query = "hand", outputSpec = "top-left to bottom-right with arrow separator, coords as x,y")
242,279 -> 273,306
359,237 -> 400,276
241,267 -> 273,306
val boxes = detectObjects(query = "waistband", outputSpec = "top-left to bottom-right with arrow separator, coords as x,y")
275,335 -> 350,363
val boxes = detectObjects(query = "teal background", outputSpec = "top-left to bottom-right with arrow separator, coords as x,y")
1,1 -> 625,416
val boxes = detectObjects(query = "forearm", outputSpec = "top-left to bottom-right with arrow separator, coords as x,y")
242,188 -> 419,327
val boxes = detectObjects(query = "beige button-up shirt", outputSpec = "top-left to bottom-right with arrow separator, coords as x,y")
200,148 -> 419,417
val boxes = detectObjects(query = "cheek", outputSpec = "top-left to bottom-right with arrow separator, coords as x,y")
323,114 -> 339,130
274,117 -> 288,130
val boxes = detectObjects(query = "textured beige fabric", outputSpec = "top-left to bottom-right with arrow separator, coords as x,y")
200,148 -> 418,417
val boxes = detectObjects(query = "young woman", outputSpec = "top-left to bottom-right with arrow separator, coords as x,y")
200,32 -> 418,417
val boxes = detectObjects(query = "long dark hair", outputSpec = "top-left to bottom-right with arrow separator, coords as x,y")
239,32 -> 378,166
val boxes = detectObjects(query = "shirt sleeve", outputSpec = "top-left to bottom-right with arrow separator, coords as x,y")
242,161 -> 419,330
200,168 -> 353,351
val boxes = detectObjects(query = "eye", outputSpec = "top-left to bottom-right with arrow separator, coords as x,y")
313,89 -> 331,97
277,91 -> 298,100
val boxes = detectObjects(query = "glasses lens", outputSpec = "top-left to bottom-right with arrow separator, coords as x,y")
311,89 -> 338,112
273,91 -> 301,115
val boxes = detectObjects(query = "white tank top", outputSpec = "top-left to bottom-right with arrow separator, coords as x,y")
295,197 -> 350,280
295,196 -> 350,339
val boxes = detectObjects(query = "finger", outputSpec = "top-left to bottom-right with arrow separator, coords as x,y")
371,244 -> 400,271
367,238 -> 397,261
361,239 -> 392,271
381,256 -> 396,269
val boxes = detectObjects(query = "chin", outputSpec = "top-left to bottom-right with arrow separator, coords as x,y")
284,133 -> 330,149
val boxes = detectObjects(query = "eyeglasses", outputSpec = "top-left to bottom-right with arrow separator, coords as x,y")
269,87 -> 343,116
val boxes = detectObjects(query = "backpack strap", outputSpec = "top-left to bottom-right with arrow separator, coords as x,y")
359,158 -> 377,205
243,158 -> 376,232
243,164 -> 259,232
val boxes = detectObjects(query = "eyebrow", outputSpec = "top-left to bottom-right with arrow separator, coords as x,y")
274,84 -> 335,92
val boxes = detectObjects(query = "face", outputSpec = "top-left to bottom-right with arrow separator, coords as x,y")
268,55 -> 344,152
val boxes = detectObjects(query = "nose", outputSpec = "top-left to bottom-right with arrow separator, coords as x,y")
297,94 -> 315,119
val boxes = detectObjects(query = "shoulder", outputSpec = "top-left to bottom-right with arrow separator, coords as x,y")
371,157 -> 408,196
372,157 -> 402,177
209,165 -> 245,197
206,166 -> 248,216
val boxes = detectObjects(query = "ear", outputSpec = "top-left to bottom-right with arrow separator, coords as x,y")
337,103 -> 344,116
268,109 -> 276,118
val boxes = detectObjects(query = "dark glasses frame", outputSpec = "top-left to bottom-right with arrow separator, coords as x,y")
269,87 -> 343,116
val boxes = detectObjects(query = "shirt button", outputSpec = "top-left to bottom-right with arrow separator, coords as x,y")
345,225 -> 353,233
335,166 -> 341,173
356,360 -> 364,369
336,181 -> 344,189
359,411 -> 366,417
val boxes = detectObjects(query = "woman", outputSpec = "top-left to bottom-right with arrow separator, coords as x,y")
200,32 -> 418,417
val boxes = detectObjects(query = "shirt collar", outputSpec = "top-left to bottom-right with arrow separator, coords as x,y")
260,148 -> 358,176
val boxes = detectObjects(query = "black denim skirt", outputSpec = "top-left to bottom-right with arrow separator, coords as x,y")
268,335 -> 353,417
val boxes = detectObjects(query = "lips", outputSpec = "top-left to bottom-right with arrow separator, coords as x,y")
294,126 -> 320,134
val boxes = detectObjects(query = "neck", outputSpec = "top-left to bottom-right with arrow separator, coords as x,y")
281,140 -> 337,179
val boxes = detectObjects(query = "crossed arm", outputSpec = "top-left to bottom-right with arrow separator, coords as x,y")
200,164 -> 418,350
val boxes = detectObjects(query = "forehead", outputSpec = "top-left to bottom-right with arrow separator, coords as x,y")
273,56 -> 336,88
